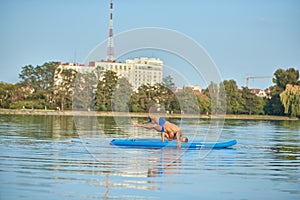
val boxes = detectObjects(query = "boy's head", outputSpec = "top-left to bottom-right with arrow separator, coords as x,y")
180,136 -> 188,143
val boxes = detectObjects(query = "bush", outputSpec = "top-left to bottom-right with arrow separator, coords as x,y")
9,100 -> 49,110
10,101 -> 33,109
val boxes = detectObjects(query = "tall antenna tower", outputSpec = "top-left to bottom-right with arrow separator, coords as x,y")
106,0 -> 115,62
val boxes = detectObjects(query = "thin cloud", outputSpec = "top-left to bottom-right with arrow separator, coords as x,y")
258,17 -> 271,24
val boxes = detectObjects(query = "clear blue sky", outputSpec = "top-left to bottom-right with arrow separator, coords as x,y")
0,0 -> 299,89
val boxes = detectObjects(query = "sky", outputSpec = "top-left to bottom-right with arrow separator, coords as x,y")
0,0 -> 299,89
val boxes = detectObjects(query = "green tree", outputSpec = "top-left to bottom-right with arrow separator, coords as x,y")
197,95 -> 210,114
273,68 -> 299,90
129,92 -> 140,112
53,68 -> 77,110
160,79 -> 178,113
222,80 -> 244,114
280,84 -> 300,117
18,62 -> 58,108
0,82 -> 16,108
177,86 -> 199,114
266,67 -> 299,115
241,87 -> 265,115
19,62 -> 58,90
73,71 -> 98,111
268,85 -> 285,115
130,84 -> 155,112
95,70 -> 118,111
204,81 -> 224,114
112,77 -> 133,112
19,65 -> 36,88
167,95 -> 181,114
0,82 -> 28,109
162,75 -> 175,89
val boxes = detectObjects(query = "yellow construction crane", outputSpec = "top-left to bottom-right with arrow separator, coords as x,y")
245,75 -> 273,88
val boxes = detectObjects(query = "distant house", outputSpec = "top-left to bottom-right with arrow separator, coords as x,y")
250,88 -> 271,98
173,85 -> 209,99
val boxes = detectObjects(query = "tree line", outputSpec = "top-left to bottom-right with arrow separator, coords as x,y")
0,62 -> 299,117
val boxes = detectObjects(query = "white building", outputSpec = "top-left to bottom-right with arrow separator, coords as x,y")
56,62 -> 95,74
132,57 -> 163,89
56,57 -> 163,90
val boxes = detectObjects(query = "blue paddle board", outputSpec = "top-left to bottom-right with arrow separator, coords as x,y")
110,138 -> 237,149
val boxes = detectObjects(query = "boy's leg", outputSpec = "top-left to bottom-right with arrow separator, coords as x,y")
148,114 -> 160,124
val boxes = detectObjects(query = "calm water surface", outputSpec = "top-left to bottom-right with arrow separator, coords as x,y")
0,114 -> 299,200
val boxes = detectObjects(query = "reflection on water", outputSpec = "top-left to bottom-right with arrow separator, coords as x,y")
1,114 -> 76,139
0,114 -> 299,199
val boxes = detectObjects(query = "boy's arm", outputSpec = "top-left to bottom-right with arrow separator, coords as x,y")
161,132 -> 166,142
176,130 -> 183,149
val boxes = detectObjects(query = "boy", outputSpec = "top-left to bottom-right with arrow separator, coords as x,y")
134,114 -> 188,149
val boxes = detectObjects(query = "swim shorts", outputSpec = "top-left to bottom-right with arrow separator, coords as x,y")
158,117 -> 166,132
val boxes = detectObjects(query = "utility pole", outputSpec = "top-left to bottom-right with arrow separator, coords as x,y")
106,0 -> 115,62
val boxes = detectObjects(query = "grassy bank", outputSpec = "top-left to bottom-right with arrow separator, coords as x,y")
0,109 -> 298,121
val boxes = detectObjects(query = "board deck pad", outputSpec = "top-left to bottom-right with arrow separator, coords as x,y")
110,138 -> 237,149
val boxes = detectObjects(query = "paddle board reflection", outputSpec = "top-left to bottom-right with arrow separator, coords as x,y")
147,148 -> 182,177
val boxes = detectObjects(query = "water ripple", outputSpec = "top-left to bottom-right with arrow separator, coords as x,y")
1,115 -> 300,199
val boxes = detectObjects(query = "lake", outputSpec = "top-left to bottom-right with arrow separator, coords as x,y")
0,114 -> 299,199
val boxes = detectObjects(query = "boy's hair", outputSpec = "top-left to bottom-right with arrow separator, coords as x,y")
183,137 -> 188,142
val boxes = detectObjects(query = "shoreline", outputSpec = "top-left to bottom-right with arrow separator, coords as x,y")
0,109 -> 298,121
